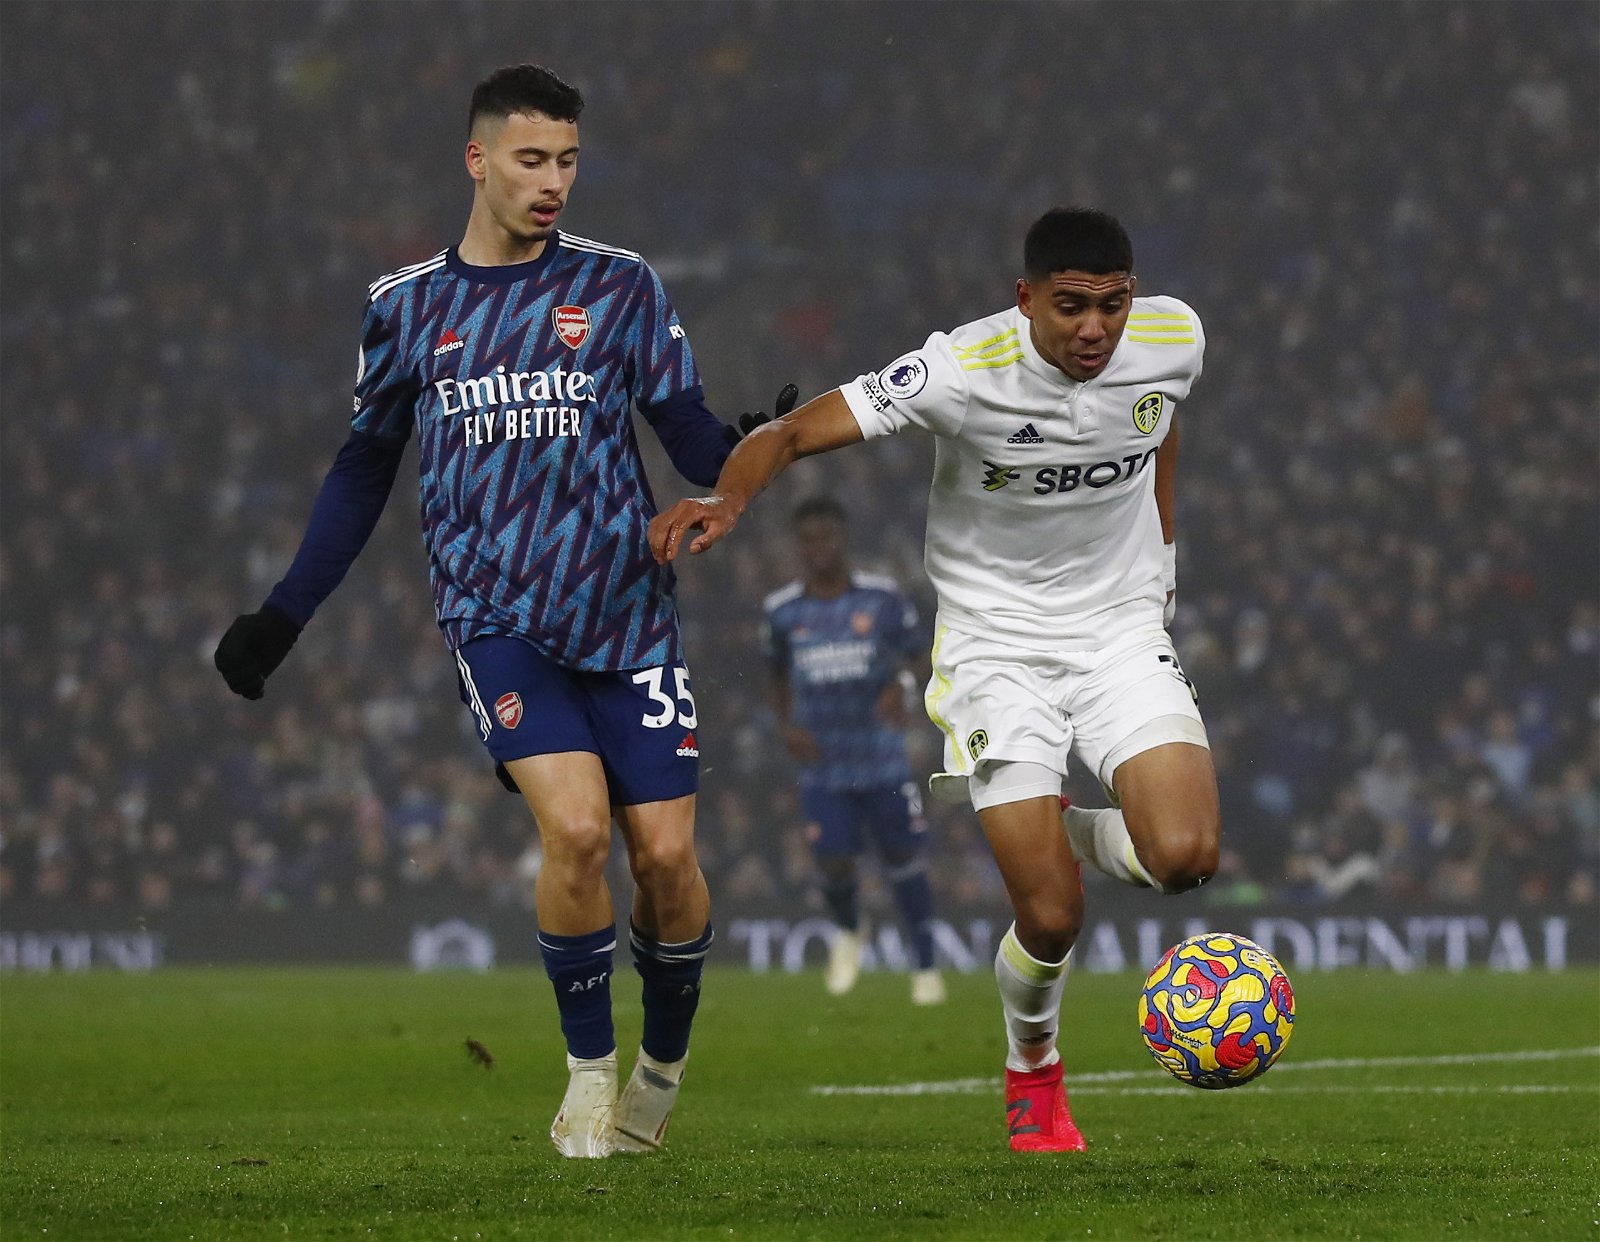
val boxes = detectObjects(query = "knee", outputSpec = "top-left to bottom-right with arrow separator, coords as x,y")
631,832 -> 700,893
540,815 -> 611,879
1142,821 -> 1220,894
1014,893 -> 1083,962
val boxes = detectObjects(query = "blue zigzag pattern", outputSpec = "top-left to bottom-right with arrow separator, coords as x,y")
356,235 -> 698,671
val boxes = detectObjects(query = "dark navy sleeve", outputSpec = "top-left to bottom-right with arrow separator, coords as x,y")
264,430 -> 408,628
640,386 -> 735,486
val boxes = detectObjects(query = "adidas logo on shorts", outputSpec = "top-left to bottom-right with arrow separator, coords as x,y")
1007,423 -> 1044,445
676,731 -> 700,758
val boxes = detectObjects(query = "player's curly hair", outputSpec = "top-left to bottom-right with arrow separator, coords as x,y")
468,64 -> 584,133
1024,207 -> 1133,279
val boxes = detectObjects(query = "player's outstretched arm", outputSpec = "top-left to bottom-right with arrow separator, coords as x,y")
641,384 -> 799,488
730,383 -> 799,441
648,389 -> 864,563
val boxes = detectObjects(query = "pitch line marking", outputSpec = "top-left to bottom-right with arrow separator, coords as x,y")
809,1046 -> 1600,1097
1071,1084 -> 1595,1098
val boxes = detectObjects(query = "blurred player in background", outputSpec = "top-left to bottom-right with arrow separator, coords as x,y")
214,64 -> 790,1158
763,497 -> 946,1006
651,207 -> 1217,1153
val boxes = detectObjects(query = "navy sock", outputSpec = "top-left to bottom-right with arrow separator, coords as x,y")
630,922 -> 713,1064
537,925 -> 617,1060
819,867 -> 859,932
885,858 -> 937,970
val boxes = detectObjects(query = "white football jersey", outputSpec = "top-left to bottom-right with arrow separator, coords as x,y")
840,296 -> 1204,650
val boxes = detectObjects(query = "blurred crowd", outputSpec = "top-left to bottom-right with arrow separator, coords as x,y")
2,2 -> 1596,921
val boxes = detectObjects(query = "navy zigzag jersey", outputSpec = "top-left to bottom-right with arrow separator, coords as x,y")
762,572 -> 920,792
354,234 -> 699,670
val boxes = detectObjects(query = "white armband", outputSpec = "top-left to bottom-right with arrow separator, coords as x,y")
1161,541 -> 1177,594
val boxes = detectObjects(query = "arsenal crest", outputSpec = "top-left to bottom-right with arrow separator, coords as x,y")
553,304 -> 590,349
494,691 -> 524,729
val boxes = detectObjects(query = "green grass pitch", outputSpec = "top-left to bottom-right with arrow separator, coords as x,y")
2,967 -> 1596,1240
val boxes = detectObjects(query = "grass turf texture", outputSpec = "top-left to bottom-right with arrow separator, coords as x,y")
2,968 -> 1596,1240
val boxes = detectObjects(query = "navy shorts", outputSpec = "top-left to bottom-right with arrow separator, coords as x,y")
453,635 -> 700,806
800,782 -> 925,861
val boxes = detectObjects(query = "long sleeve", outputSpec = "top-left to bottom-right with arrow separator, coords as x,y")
263,430 -> 408,627
640,386 -> 736,487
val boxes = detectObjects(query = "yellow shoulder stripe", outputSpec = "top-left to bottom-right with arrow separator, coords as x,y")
952,332 -> 1019,364
953,327 -> 1023,370
960,350 -> 1024,371
1128,310 -> 1194,345
952,327 -> 1019,357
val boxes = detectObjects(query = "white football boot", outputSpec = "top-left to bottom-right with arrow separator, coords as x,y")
612,1051 -> 685,1153
910,968 -> 947,1006
825,927 -> 863,996
549,1051 -> 618,1158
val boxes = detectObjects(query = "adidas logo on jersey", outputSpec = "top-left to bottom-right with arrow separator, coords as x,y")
1007,423 -> 1044,445
433,328 -> 466,357
676,732 -> 700,758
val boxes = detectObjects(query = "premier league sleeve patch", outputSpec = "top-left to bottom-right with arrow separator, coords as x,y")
840,334 -> 967,440
880,353 -> 929,400
857,371 -> 893,413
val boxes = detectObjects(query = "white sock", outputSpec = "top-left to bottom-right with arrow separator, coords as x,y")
994,924 -> 1071,1072
1062,804 -> 1160,890
634,1049 -> 686,1087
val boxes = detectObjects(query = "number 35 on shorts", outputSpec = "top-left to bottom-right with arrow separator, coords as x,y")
631,666 -> 699,728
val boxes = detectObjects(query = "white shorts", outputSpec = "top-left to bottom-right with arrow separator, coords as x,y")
924,621 -> 1209,807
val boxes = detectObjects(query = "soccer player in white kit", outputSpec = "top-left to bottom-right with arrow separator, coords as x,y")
649,207 -> 1219,1152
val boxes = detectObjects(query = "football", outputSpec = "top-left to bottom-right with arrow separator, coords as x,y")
1138,932 -> 1296,1088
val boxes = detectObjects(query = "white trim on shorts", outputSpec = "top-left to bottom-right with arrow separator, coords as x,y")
968,760 -> 1064,812
1100,713 -> 1211,793
454,648 -> 494,741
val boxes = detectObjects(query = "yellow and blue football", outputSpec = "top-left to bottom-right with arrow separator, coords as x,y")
1139,932 -> 1296,1088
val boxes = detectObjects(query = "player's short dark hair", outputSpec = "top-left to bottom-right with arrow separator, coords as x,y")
468,65 -> 584,134
793,496 -> 847,526
1023,207 -> 1133,279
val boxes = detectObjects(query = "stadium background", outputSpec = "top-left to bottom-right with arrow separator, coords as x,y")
1,1 -> 1596,970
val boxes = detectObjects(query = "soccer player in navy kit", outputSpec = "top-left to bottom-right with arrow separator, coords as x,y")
763,498 -> 946,1005
214,65 -> 789,1158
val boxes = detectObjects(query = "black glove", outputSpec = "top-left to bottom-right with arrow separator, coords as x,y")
214,605 -> 301,700
729,383 -> 799,441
